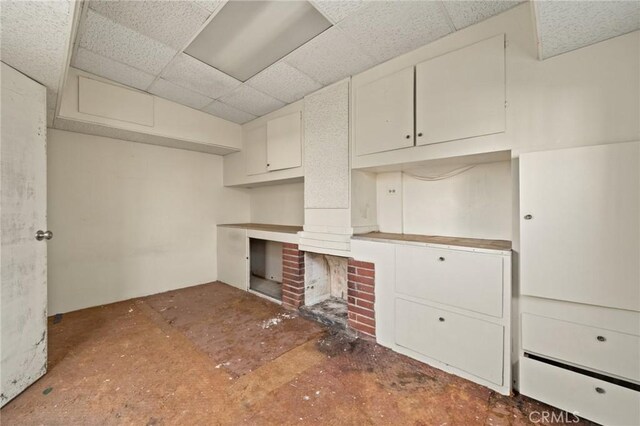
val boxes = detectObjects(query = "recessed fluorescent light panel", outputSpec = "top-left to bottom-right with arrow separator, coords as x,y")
185,1 -> 332,82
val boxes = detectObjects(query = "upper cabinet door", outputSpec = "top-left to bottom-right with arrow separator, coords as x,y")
520,142 -> 640,312
416,34 -> 505,146
245,125 -> 268,176
354,67 -> 414,156
266,111 -> 302,172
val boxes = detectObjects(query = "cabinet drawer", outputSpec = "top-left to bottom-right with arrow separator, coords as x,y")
522,313 -> 640,382
396,245 -> 503,317
395,298 -> 504,385
520,356 -> 640,426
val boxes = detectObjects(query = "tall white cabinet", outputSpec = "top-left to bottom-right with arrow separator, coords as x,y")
519,141 -> 640,426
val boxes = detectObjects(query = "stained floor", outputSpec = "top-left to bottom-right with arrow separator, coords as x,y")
1,282 -> 594,425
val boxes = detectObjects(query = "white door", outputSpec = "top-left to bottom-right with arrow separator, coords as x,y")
266,111 -> 302,172
354,67 -> 415,156
245,125 -> 268,176
520,142 -> 640,311
1,63 -> 49,406
416,34 -> 505,146
217,227 -> 248,290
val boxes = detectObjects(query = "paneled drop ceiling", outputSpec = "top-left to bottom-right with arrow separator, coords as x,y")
4,1 -> 637,128
0,0 -> 76,125
535,0 -> 640,59
70,0 -> 526,124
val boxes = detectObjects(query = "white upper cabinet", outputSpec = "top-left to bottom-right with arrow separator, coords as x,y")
266,111 -> 302,171
416,34 -> 505,146
245,125 -> 268,176
520,142 -> 640,312
354,67 -> 414,156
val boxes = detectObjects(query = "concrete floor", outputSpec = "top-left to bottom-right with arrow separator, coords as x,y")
1,282 -> 593,425
250,275 -> 282,301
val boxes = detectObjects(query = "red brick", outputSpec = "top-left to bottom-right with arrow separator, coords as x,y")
348,274 -> 374,286
355,314 -> 376,328
349,260 -> 374,269
357,268 -> 375,278
351,322 -> 375,337
349,290 -> 374,302
283,243 -> 298,249
355,283 -> 374,293
283,272 -> 303,281
283,260 -> 302,269
355,299 -> 374,311
348,266 -> 356,274
349,305 -> 373,317
282,266 -> 300,275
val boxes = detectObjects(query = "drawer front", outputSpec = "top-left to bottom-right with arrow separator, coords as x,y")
520,356 -> 640,426
395,298 -> 504,385
522,313 -> 640,382
396,245 -> 503,317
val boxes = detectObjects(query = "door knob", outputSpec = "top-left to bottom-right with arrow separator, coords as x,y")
35,230 -> 53,241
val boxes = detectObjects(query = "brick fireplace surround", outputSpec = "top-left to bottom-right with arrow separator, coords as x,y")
281,243 -> 376,338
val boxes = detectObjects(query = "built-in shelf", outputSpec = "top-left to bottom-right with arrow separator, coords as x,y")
218,223 -> 302,234
352,231 -> 511,254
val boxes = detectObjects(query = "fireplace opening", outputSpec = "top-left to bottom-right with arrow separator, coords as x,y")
299,253 -> 349,329
249,238 -> 283,302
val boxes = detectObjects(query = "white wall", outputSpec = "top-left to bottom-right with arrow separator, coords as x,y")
376,162 -> 512,240
249,182 -> 304,226
47,129 -> 250,313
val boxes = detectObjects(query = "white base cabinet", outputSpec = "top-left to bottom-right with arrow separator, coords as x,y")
519,142 -> 640,425
351,238 -> 512,395
520,356 -> 640,426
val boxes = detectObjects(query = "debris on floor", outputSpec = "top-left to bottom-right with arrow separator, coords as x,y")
1,282 -> 595,425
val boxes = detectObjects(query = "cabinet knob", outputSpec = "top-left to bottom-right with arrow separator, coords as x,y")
267,163 -> 270,167
418,132 -> 423,137
595,387 -> 606,394
596,335 -> 606,342
524,214 -> 533,220
405,134 -> 411,139
438,257 -> 445,262
438,317 -> 445,322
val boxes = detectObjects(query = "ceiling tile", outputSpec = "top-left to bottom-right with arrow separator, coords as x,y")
72,48 -> 155,90
148,78 -> 214,110
193,1 -> 223,13
443,1 -> 523,30
337,1 -> 454,63
218,85 -> 285,116
161,53 -> 241,99
284,26 -> 376,85
536,0 -> 640,59
247,62 -> 322,103
311,0 -> 366,24
88,0 -> 211,50
0,0 -> 73,92
203,101 -> 256,124
79,9 -> 177,75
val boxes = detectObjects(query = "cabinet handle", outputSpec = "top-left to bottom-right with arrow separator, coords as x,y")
405,135 -> 411,139
595,387 -> 606,394
438,257 -> 445,262
596,335 -> 606,342
438,317 -> 445,322
417,132 -> 423,137
524,214 -> 533,220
